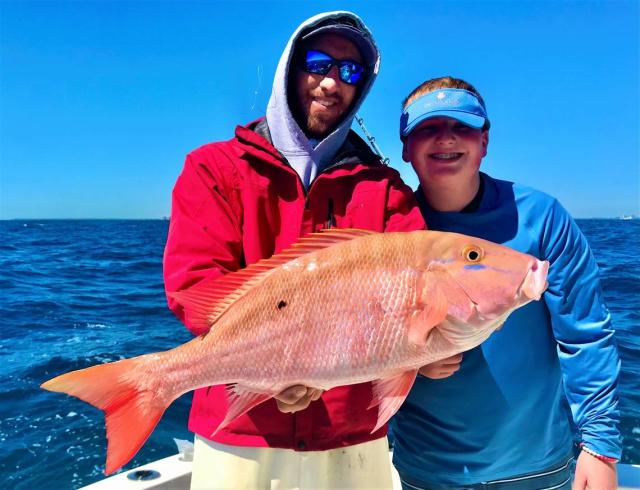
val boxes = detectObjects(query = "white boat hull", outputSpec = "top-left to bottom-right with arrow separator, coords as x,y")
79,452 -> 640,490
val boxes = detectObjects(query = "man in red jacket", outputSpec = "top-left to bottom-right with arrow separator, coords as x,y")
163,10 -> 425,489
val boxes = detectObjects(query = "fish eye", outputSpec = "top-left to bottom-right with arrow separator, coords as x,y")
462,245 -> 483,262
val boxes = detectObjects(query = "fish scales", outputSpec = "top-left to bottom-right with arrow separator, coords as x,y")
186,233 -> 426,390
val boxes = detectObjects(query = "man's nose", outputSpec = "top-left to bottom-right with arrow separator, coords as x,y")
318,66 -> 340,93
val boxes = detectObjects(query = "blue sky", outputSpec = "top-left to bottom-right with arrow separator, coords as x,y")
1,0 -> 638,219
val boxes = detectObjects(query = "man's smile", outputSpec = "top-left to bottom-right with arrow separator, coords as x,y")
311,97 -> 340,110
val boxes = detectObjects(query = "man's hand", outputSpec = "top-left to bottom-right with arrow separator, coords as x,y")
274,385 -> 324,414
419,354 -> 463,379
572,450 -> 617,490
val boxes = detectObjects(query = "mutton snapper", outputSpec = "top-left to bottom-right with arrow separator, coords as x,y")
41,229 -> 548,474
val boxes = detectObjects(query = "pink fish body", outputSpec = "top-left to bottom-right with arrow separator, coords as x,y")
42,229 -> 548,474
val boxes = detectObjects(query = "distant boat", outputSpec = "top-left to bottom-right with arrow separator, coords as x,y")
620,215 -> 635,220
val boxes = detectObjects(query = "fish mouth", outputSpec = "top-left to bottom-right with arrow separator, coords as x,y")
517,259 -> 549,302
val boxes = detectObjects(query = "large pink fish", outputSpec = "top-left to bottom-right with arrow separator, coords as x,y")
41,229 -> 548,474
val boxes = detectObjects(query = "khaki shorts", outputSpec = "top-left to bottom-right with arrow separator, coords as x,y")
190,435 -> 393,490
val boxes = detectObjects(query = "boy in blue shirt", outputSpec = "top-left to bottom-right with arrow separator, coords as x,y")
392,76 -> 621,489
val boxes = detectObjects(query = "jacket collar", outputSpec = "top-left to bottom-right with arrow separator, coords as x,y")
235,118 -> 382,172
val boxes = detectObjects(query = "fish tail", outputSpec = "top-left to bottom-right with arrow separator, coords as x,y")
41,357 -> 167,475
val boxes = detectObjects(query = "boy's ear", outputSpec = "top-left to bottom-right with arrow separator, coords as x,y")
481,131 -> 489,157
402,140 -> 410,162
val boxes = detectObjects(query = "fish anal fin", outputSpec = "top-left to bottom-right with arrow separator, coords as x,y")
212,385 -> 272,436
169,229 -> 378,327
368,370 -> 418,433
408,273 -> 449,345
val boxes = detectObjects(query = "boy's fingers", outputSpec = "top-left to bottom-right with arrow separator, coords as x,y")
440,360 -> 462,369
442,354 -> 463,364
418,354 -> 463,378
419,365 -> 461,379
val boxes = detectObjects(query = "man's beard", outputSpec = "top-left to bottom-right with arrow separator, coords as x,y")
304,113 -> 337,139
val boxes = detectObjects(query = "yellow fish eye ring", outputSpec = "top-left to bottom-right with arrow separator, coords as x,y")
462,245 -> 484,263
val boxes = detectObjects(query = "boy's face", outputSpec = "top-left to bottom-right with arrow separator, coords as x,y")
402,117 -> 488,185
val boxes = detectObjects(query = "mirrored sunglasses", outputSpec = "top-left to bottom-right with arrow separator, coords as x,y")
303,50 -> 365,85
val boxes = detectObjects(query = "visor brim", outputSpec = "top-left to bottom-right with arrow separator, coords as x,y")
402,111 -> 486,138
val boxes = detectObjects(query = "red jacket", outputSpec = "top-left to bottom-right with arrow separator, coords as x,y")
163,119 -> 426,450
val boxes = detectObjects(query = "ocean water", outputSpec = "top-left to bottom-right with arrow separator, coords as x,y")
0,219 -> 638,489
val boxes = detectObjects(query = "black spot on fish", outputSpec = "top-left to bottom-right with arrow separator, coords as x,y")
277,300 -> 287,310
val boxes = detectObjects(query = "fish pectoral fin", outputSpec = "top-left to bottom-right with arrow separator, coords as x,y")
368,370 -> 418,434
408,273 -> 449,345
212,385 -> 272,436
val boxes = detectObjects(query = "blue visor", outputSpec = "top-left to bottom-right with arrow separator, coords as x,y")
400,88 -> 489,138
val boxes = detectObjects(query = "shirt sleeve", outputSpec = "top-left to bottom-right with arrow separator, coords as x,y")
383,171 -> 426,232
541,199 -> 622,460
163,152 -> 243,336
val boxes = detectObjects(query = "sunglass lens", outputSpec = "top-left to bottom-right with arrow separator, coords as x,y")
305,51 -> 333,75
339,63 -> 364,85
305,58 -> 332,75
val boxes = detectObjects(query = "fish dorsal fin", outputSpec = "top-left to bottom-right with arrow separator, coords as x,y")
168,228 -> 377,330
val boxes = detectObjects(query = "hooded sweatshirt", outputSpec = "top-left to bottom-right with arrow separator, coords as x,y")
266,11 -> 380,188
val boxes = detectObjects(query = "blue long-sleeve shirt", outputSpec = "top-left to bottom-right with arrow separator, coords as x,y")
391,173 -> 621,485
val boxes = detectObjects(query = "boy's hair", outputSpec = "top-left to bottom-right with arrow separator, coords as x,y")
402,76 -> 490,130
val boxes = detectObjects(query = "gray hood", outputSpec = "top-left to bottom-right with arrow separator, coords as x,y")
265,11 -> 380,188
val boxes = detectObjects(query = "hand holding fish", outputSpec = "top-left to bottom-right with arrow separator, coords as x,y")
275,385 -> 324,413
418,353 -> 463,379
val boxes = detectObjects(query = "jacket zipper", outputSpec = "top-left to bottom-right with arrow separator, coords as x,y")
300,151 -> 367,229
282,160 -> 340,231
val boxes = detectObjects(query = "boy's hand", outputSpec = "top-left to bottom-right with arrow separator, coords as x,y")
572,450 -> 617,490
275,385 -> 324,413
419,354 -> 463,379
